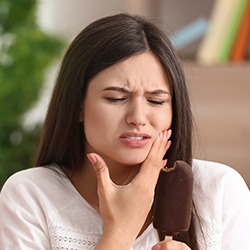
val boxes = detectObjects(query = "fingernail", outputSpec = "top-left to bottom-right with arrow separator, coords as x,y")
167,129 -> 172,139
158,131 -> 163,139
164,130 -> 168,140
162,159 -> 167,167
87,153 -> 97,165
165,140 -> 172,150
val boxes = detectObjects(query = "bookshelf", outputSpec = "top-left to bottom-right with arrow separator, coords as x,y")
143,0 -> 250,62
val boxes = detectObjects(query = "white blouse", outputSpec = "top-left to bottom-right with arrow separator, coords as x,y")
0,159 -> 250,250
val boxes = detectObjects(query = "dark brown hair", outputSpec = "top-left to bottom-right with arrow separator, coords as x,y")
35,13 -> 199,249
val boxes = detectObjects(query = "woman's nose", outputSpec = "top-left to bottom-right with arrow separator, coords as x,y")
126,99 -> 146,127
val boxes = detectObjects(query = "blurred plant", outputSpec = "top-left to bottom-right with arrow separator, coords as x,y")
0,0 -> 65,187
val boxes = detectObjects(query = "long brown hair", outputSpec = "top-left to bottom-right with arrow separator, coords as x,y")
35,13 -> 199,249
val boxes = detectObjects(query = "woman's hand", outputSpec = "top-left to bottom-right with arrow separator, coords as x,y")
152,237 -> 191,250
87,130 -> 171,249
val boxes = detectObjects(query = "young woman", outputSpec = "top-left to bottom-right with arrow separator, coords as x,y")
0,13 -> 250,250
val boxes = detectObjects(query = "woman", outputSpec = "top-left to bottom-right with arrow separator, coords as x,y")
0,13 -> 250,250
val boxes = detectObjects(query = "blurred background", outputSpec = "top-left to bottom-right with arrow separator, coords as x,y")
0,0 -> 249,188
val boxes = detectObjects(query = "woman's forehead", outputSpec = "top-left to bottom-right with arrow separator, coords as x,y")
88,52 -> 171,92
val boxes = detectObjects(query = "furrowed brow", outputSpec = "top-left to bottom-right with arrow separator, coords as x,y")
146,89 -> 171,95
102,86 -> 129,93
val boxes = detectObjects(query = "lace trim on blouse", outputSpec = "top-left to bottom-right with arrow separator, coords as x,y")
50,223 -> 222,250
50,225 -> 102,250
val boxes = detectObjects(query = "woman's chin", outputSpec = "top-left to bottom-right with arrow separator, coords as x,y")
117,156 -> 147,166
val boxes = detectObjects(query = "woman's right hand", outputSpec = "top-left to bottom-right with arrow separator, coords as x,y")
87,130 -> 171,249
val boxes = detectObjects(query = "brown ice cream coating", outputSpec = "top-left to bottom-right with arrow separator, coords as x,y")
153,160 -> 194,236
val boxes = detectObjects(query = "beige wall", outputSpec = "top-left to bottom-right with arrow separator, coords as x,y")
185,64 -> 250,187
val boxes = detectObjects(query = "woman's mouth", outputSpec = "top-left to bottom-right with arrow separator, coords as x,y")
125,136 -> 143,140
119,133 -> 151,148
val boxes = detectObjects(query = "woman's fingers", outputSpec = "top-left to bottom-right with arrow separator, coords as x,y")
144,129 -> 172,170
133,129 -> 172,186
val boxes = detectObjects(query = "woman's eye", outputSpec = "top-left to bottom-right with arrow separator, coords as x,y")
148,99 -> 165,105
105,97 -> 126,103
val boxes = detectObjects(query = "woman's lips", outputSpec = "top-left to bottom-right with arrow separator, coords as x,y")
119,132 -> 151,148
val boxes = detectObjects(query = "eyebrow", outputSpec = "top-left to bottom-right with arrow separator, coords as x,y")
102,86 -> 129,93
145,89 -> 170,95
102,86 -> 170,95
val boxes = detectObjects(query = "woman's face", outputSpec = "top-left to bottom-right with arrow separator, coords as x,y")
81,52 -> 172,166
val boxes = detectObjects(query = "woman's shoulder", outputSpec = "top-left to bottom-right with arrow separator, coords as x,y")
2,165 -> 61,185
192,161 -> 250,249
0,165 -> 74,199
192,159 -> 247,188
192,159 -> 238,175
0,165 -> 82,222
192,159 -> 250,206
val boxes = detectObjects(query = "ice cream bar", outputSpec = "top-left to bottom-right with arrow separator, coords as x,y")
153,160 -> 193,236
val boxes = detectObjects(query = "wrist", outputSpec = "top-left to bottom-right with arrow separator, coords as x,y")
95,227 -> 135,250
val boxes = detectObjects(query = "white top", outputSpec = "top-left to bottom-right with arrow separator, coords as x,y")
0,159 -> 250,250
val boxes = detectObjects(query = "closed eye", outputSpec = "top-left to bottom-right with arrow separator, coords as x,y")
105,97 -> 127,103
148,99 -> 165,105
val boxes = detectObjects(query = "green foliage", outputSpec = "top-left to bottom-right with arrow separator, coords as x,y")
0,0 -> 65,187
